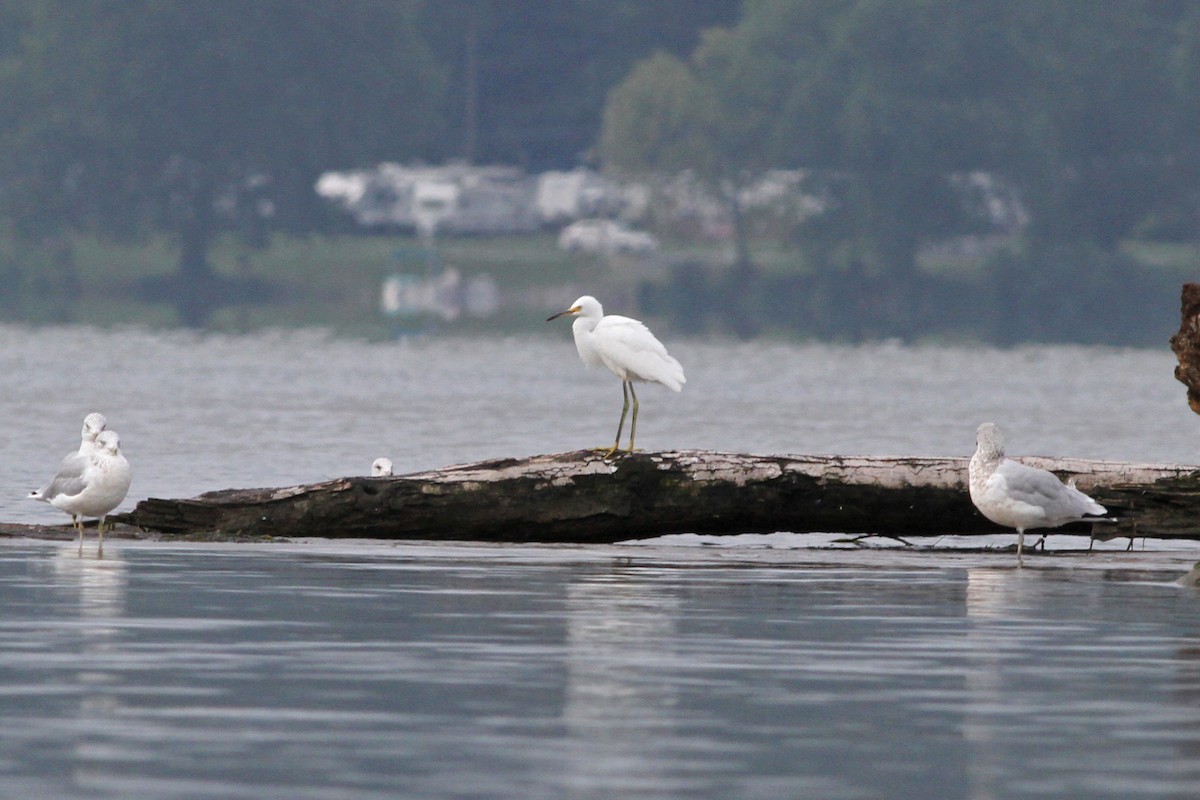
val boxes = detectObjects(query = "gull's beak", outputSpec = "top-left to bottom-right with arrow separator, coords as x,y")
546,305 -> 580,322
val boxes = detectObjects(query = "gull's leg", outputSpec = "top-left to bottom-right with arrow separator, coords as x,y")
604,382 -> 631,458
1017,529 -> 1025,567
97,516 -> 105,560
74,515 -> 84,555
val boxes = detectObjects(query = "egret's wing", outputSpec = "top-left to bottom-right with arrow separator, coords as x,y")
595,315 -> 686,390
36,452 -> 90,502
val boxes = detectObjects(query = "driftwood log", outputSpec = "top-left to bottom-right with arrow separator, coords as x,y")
110,450 -> 1200,543
1171,283 -> 1200,415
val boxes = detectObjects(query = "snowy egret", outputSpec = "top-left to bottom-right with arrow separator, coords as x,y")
968,422 -> 1107,565
30,429 -> 132,556
371,457 -> 393,477
547,295 -> 685,457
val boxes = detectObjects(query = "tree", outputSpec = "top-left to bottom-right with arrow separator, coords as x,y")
602,0 -> 1008,336
601,0 -> 1196,341
1,0 -> 449,325
422,0 -> 740,169
999,1 -> 1185,247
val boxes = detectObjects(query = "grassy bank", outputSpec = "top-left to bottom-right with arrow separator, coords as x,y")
4,230 -> 1196,342
57,231 -> 608,336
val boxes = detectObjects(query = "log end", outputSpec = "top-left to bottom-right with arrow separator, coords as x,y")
1170,283 -> 1200,417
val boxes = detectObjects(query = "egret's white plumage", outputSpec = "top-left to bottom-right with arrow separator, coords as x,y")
968,422 -> 1107,564
548,295 -> 685,456
371,457 -> 394,477
30,429 -> 131,556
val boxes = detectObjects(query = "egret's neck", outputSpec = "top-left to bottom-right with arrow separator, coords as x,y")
572,314 -> 599,336
571,316 -> 603,367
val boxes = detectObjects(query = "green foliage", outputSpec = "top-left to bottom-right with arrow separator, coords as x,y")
421,0 -> 740,168
1,0 -> 1198,343
600,52 -> 720,177
1,0 -> 450,237
600,0 -> 1200,340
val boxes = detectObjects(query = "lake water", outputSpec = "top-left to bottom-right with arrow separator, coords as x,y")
2,539 -> 1200,799
3,324 -> 1200,798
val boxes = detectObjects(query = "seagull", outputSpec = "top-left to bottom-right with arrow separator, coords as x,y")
968,422 -> 1107,565
29,413 -> 109,536
1176,562 -> 1200,587
30,429 -> 132,557
77,412 -> 108,454
371,457 -> 394,477
547,295 -> 685,457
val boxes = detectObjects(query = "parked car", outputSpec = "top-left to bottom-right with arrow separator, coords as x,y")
557,219 -> 658,255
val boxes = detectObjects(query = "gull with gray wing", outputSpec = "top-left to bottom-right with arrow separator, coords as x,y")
968,422 -> 1107,565
30,429 -> 131,556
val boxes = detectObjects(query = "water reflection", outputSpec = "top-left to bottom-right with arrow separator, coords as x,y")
49,543 -> 130,796
963,567 -> 1020,800
562,567 -> 683,798
6,543 -> 1200,799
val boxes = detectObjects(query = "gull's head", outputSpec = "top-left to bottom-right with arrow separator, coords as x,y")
82,412 -> 108,440
95,430 -> 121,456
975,422 -> 1004,458
371,457 -> 393,477
546,295 -> 602,322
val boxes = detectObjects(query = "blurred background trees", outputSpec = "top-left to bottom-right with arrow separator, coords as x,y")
0,0 -> 1197,341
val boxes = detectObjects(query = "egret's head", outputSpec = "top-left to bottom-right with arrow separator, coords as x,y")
975,422 -> 1004,458
95,430 -> 121,456
371,457 -> 393,477
546,295 -> 601,322
82,412 -> 108,440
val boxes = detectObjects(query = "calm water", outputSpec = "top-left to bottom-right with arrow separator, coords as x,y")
1,539 -> 1199,799
4,325 -> 1200,798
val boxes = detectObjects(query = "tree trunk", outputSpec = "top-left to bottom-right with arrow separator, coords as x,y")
724,189 -> 760,338
174,161 -> 217,327
112,450 -> 1200,543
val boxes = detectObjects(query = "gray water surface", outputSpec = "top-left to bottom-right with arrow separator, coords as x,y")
5,327 -> 1200,798
2,540 -> 1199,799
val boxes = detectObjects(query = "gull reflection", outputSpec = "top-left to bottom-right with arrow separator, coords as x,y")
562,567 -> 681,798
963,567 -> 1025,800
52,542 -> 128,623
50,542 -> 130,789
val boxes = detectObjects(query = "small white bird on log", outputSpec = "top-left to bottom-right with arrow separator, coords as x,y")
30,429 -> 132,556
968,422 -> 1107,565
548,295 -> 685,457
371,457 -> 393,477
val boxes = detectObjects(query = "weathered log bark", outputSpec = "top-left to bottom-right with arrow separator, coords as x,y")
1170,283 -> 1200,415
113,450 -> 1200,543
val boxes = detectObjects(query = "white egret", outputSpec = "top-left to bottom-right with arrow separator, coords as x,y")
547,295 -> 685,457
30,429 -> 132,556
371,457 -> 394,477
968,422 -> 1107,565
